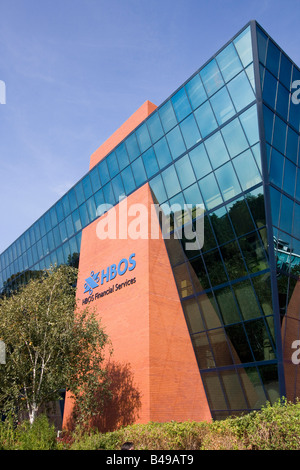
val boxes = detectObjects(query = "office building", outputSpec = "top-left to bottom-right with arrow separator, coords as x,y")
1,20 -> 299,424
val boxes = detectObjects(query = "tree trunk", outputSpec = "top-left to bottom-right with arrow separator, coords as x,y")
28,404 -> 38,425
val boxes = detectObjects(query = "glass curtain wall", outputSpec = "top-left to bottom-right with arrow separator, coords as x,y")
1,21 -> 298,417
257,25 -> 300,402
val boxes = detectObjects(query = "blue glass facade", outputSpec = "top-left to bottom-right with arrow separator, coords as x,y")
0,21 -> 299,419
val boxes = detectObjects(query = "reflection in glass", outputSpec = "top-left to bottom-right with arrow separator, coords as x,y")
194,101 -> 218,138
154,137 -> 172,169
200,173 -> 222,210
134,125 -> 151,156
233,280 -> 262,320
171,87 -> 192,122
200,59 -> 224,96
189,143 -> 212,180
233,26 -> 253,68
180,114 -> 201,149
227,71 -> 255,112
221,241 -> 248,280
210,87 -> 235,125
215,162 -> 241,202
204,132 -> 229,169
233,150 -> 261,190
185,74 -> 207,110
221,117 -> 248,158
239,232 -> 268,273
166,126 -> 186,159
182,297 -> 205,334
216,42 -> 243,82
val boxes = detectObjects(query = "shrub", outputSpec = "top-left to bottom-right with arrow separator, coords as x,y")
0,414 -> 58,450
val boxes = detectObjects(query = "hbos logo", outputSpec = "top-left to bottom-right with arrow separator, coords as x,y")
84,253 -> 136,296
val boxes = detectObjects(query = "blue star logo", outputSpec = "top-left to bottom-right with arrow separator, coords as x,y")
84,271 -> 100,295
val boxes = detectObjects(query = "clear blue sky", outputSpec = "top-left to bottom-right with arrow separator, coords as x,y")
0,0 -> 299,254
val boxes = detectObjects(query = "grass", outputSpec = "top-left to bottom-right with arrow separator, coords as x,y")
1,398 -> 300,450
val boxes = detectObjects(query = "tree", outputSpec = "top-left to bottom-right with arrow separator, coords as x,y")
0,265 -> 111,425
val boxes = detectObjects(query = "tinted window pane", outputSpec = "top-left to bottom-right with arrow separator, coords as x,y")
221,241 -> 247,280
90,167 -> 101,193
203,249 -> 228,286
159,100 -> 177,133
107,152 -> 119,178
121,166 -> 136,195
75,181 -> 85,206
215,286 -> 241,324
263,69 -> 278,109
154,137 -> 172,169
205,132 -> 229,169
68,188 -> 78,212
221,117 -> 248,158
234,26 -> 253,68
263,105 -> 274,144
276,82 -> 289,121
233,280 -> 261,320
266,40 -> 280,77
283,158 -> 296,197
149,174 -> 167,203
286,126 -> 299,165
279,195 -> 294,234
279,53 -> 292,89
72,209 -> 82,232
103,182 -> 116,206
56,201 -> 64,223
189,143 -> 212,180
166,126 -> 186,159
142,147 -> 159,178
216,42 -> 243,82
65,215 -> 75,238
98,159 -> 110,185
86,196 -> 97,221
200,59 -> 224,96
215,162 -> 241,201
115,142 -> 129,170
210,206 -> 235,245
125,133 -> 140,162
210,87 -> 235,125
94,189 -> 105,216
79,204 -> 90,228
270,186 -> 281,227
131,158 -> 147,187
185,74 -> 207,110
272,116 -> 287,155
200,173 -> 222,210
227,71 -> 255,112
82,175 -> 93,199
111,174 -> 126,201
194,101 -> 218,138
147,112 -> 164,143
175,154 -> 196,190
257,27 -> 268,65
239,105 -> 260,146
233,150 -> 261,190
161,165 -> 181,199
171,87 -> 192,122
136,123 -> 151,153
180,113 -> 201,148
